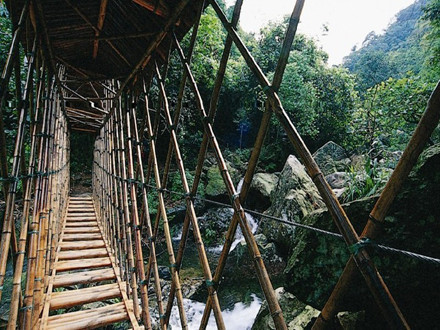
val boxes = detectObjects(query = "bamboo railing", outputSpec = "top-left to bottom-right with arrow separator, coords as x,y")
1,0 -> 438,328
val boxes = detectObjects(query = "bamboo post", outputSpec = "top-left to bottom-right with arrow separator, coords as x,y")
7,57 -> 45,330
129,104 -> 165,330
200,1 -> 304,326
154,63 -> 226,329
125,96 -> 152,327
0,1 -> 30,197
116,98 -> 140,319
174,35 -> 288,330
23,74 -> 54,330
141,86 -> 189,329
312,81 -> 440,329
0,37 -> 37,301
208,1 -> 409,328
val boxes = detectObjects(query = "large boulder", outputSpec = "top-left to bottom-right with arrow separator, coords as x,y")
246,173 -> 279,211
204,162 -> 240,203
313,141 -> 350,176
258,155 -> 325,253
196,207 -> 234,246
284,143 -> 440,328
224,234 -> 285,283
252,287 -> 320,330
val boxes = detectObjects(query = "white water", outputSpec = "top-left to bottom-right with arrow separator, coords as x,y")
208,209 -> 259,253
168,294 -> 262,329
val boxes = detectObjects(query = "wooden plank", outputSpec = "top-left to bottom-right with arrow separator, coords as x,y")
53,268 -> 116,288
47,302 -> 129,329
50,282 -> 123,310
66,216 -> 97,221
65,221 -> 98,227
60,240 -> 105,250
57,248 -> 108,260
63,227 -> 100,234
62,233 -> 102,241
55,257 -> 111,272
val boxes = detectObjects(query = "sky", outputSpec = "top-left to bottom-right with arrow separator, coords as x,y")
225,0 -> 416,65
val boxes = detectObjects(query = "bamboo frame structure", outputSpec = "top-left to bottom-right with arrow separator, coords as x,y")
0,0 -> 438,328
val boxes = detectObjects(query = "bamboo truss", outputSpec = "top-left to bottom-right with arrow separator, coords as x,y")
0,0 -> 438,329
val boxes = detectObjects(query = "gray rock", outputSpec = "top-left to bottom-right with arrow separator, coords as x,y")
313,141 -> 350,175
283,143 -> 440,328
325,172 -> 348,189
246,173 -> 279,211
259,155 -> 324,252
337,310 -> 366,330
252,287 -> 319,330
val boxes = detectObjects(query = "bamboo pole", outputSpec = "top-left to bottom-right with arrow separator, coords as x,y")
116,97 -> 140,319
154,63 -> 226,329
174,35 -> 288,330
23,74 -> 54,330
129,103 -> 165,330
125,96 -> 152,327
208,1 -> 408,328
141,85 -> 189,329
0,1 -> 30,197
200,1 -> 304,326
312,81 -> 440,329
0,37 -> 37,302
7,57 -> 45,330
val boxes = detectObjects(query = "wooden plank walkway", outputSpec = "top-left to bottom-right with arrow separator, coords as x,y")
39,195 -> 141,330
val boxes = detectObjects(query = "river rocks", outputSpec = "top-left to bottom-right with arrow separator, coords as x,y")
196,207 -> 234,246
224,234 -> 285,282
313,141 -> 350,176
204,162 -> 240,203
246,172 -> 279,211
252,287 -> 319,330
283,143 -> 440,328
258,155 -> 325,253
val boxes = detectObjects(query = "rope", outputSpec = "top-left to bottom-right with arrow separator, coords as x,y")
92,161 -> 440,266
0,162 -> 68,183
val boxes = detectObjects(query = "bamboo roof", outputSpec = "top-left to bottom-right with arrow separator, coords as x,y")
8,0 -> 204,132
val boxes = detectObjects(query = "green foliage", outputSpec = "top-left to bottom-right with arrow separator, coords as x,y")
343,157 -> 390,202
423,0 -> 440,76
348,75 -> 435,153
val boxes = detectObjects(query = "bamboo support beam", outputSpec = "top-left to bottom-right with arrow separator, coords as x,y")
201,1 -> 304,326
174,35 -> 288,330
141,85 -> 189,329
208,1 -> 408,328
154,63 -> 226,329
312,81 -> 440,329
93,0 -> 109,59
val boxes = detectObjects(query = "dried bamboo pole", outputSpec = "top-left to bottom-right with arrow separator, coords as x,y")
0,1 -> 30,196
125,96 -> 152,327
7,57 -> 46,330
32,84 -> 60,328
116,98 -> 140,319
208,1 -> 408,328
141,85 -> 188,329
201,1 -> 304,326
112,110 -> 130,284
174,35 -> 288,330
129,103 -> 165,330
0,37 -> 37,302
312,81 -> 440,329
23,74 -> 55,329
154,63 -> 226,329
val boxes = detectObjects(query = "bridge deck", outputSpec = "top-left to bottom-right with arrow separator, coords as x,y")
39,196 -> 141,330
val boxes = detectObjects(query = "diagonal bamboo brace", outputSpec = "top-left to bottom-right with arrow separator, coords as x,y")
208,0 -> 409,328
312,80 -> 440,329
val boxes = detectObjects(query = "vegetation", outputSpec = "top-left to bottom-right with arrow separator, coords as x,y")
1,0 -> 439,199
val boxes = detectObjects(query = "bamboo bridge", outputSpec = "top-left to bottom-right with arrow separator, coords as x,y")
0,0 -> 439,329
